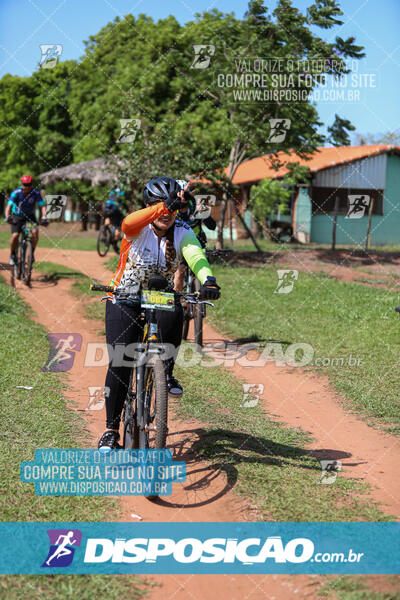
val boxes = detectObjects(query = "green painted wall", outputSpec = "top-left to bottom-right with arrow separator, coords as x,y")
311,154 -> 400,246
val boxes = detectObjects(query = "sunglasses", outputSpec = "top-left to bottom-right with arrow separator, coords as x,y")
22,183 -> 32,187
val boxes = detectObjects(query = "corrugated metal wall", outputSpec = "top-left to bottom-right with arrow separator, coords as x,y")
313,153 -> 387,189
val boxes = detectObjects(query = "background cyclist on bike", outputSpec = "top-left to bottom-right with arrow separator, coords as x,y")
5,175 -> 48,265
174,179 -> 217,292
103,187 -> 125,249
98,176 -> 220,451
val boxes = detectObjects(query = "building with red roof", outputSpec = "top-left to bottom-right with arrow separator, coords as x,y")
213,144 -> 400,245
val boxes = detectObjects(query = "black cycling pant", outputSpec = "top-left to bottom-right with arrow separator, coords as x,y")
10,215 -> 37,234
104,299 -> 183,429
104,209 -> 123,228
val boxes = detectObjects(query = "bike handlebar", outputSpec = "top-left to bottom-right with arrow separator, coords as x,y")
90,284 -> 213,305
90,284 -> 115,293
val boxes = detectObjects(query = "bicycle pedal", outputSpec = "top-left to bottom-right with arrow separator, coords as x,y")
145,425 -> 157,431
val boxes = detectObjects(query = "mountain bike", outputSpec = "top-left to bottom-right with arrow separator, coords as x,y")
91,281 -> 214,451
97,222 -> 120,257
11,222 -> 44,287
182,248 -> 232,347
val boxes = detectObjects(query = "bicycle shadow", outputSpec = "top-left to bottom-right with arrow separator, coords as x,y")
150,426 -> 352,508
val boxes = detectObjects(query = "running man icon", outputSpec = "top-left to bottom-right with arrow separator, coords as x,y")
42,529 -> 82,568
42,333 -> 82,372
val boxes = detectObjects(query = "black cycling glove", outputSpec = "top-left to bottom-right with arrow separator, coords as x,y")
199,276 -> 220,300
163,191 -> 185,213
5,215 -> 13,224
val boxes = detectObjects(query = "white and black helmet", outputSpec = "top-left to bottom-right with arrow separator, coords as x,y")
143,176 -> 181,205
176,179 -> 189,190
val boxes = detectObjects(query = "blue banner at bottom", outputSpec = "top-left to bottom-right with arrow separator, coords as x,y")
0,522 -> 398,574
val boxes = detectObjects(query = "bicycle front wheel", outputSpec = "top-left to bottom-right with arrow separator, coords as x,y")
22,241 -> 33,286
194,278 -> 203,347
141,357 -> 168,450
15,245 -> 22,280
122,369 -> 139,449
97,226 -> 111,257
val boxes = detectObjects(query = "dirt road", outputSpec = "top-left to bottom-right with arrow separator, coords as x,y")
1,245 -> 399,599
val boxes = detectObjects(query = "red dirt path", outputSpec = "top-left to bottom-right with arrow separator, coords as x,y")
1,246 -> 399,599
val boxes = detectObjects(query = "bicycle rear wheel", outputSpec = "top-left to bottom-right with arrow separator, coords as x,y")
22,241 -> 33,286
193,278 -> 203,347
141,357 -> 168,450
97,225 -> 111,257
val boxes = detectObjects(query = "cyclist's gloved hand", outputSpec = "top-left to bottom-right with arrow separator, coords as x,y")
199,276 -> 220,300
41,218 -> 49,227
5,215 -> 13,224
163,191 -> 185,213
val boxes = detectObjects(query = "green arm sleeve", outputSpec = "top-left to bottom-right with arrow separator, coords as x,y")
180,229 -> 213,284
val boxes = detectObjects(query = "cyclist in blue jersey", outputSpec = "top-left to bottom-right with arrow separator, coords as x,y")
5,175 -> 48,265
103,188 -> 125,248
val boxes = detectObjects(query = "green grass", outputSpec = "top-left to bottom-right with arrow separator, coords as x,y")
0,575 -> 149,600
0,229 -> 98,251
318,576 -> 400,599
105,255 -> 119,272
355,277 -> 390,285
208,265 -> 400,434
0,274 -> 145,597
174,345 -> 390,522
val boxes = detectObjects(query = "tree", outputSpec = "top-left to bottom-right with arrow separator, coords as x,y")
354,131 -> 400,146
328,114 -> 355,146
250,178 -> 291,237
170,0 -> 364,246
250,163 -> 311,237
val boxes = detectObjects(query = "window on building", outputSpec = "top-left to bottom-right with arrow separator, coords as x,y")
311,187 -> 384,216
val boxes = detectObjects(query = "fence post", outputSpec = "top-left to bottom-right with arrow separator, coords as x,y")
365,196 -> 374,250
331,196 -> 340,251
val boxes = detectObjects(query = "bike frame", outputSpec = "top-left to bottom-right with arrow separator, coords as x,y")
16,223 -> 37,284
134,306 -> 163,446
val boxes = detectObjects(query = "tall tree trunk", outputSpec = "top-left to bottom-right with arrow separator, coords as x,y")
228,199 -> 233,247
217,194 -> 228,249
232,202 -> 262,252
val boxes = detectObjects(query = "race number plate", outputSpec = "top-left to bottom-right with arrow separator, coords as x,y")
141,290 -> 175,311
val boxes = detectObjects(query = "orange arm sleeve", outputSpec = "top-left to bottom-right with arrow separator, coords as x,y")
121,203 -> 169,239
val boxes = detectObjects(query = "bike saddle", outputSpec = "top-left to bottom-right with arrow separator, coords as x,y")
147,274 -> 169,291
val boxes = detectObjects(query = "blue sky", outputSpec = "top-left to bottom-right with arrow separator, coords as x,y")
0,0 -> 398,141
